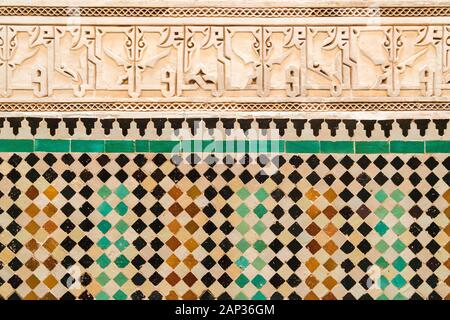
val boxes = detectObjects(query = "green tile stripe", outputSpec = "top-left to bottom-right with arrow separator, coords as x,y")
0,139 -> 448,153
35,139 -> 70,152
72,140 -> 104,152
0,140 -> 34,152
285,141 -> 319,153
426,140 -> 450,153
105,140 -> 134,153
150,140 -> 180,153
135,140 -> 150,152
390,141 -> 424,153
355,141 -> 390,154
320,141 -> 354,153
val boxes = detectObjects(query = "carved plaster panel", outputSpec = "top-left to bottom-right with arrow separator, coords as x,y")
1,2 -> 450,111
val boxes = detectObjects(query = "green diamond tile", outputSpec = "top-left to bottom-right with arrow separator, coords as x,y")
115,237 -> 130,251
114,255 -> 130,268
254,204 -> 268,218
97,254 -> 111,268
375,257 -> 389,269
115,220 -> 129,234
96,291 -> 110,300
252,221 -> 266,235
379,276 -> 389,290
252,257 -> 266,270
235,292 -> 248,300
97,236 -> 111,249
391,274 -> 407,288
375,240 -> 389,253
236,239 -> 251,252
374,221 -> 389,236
115,185 -> 129,199
237,221 -> 250,234
237,188 -> 251,200
113,290 -> 127,300
393,293 -> 407,300
96,272 -> 111,286
98,220 -> 112,234
393,257 -> 407,271
375,190 -> 388,203
113,273 -> 128,286
235,274 -> 250,288
252,292 -> 266,300
391,205 -> 405,218
251,275 -> 266,289
253,240 -> 267,253
115,202 -> 128,216
375,206 -> 389,219
392,239 -> 406,253
98,185 -> 112,199
254,188 -> 269,202
391,189 -> 405,202
236,204 -> 250,217
392,222 -> 406,235
98,202 -> 113,216
236,256 -> 249,270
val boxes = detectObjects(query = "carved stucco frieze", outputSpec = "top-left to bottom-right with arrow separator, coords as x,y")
1,24 -> 449,100
1,2 -> 450,111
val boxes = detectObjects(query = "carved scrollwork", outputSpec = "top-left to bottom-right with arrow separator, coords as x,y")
1,24 -> 450,101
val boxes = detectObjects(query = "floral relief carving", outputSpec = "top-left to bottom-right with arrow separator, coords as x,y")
1,24 -> 450,100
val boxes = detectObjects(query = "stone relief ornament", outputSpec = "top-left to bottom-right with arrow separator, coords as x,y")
2,23 -> 450,102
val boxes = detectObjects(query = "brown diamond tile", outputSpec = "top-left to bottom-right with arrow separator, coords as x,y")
25,186 -> 39,200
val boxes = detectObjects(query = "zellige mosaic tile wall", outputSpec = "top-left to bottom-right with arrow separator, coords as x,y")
0,116 -> 448,300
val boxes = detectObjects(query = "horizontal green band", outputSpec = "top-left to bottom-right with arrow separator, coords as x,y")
355,141 -> 390,154
72,140 -> 105,152
0,139 -> 34,152
35,139 -> 70,152
285,141 -> 320,153
0,139 -> 447,154
390,141 -> 424,154
320,141 -> 354,153
425,140 -> 450,153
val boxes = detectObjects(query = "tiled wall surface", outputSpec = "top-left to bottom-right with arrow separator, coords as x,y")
0,116 -> 448,300
0,0 -> 449,301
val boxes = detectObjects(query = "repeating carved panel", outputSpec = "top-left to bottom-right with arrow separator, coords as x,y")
2,24 -> 450,100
